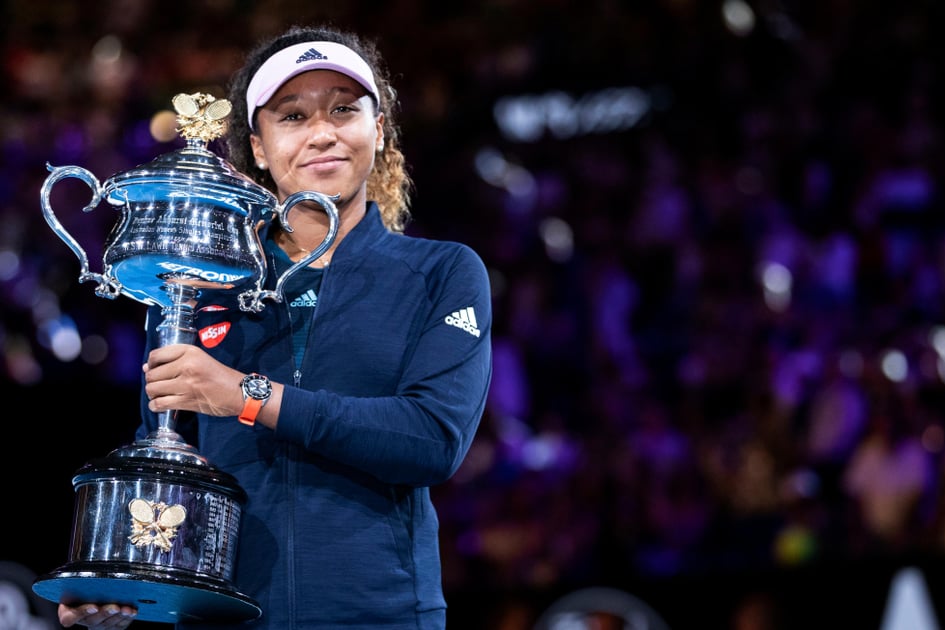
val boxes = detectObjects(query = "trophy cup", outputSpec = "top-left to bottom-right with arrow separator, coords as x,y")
31,93 -> 338,623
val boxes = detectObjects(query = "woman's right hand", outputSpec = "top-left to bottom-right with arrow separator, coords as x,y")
58,603 -> 137,628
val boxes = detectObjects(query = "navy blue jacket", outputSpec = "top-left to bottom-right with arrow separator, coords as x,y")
137,204 -> 492,629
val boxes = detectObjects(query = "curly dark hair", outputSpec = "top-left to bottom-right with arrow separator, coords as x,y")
226,24 -> 412,233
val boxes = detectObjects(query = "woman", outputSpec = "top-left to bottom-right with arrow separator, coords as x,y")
59,23 -> 492,629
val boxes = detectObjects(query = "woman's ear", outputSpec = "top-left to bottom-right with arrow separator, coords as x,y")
250,133 -> 267,168
375,114 -> 385,152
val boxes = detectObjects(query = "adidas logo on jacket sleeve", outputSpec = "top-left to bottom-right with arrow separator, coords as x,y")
444,306 -> 481,337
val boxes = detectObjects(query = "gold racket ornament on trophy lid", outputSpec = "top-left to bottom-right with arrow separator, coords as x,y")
172,92 -> 232,143
32,93 -> 340,623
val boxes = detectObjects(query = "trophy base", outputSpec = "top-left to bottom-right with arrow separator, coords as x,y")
33,562 -> 261,624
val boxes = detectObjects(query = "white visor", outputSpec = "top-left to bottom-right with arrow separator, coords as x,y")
246,41 -> 380,129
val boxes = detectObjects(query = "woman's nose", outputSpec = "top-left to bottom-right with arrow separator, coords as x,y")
306,118 -> 337,147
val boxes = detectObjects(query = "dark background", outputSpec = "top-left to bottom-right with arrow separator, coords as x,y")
3,1 -> 945,628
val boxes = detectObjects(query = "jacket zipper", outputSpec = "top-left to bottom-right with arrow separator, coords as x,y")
271,249 -> 329,628
292,262 -> 327,386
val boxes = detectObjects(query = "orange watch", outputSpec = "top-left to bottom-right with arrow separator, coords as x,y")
238,373 -> 272,426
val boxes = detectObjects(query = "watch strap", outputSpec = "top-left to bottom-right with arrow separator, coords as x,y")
238,397 -> 264,426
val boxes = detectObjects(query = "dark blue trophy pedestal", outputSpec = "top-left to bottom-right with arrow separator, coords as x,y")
34,562 -> 261,624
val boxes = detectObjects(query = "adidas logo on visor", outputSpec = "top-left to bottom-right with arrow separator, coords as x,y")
296,48 -> 328,63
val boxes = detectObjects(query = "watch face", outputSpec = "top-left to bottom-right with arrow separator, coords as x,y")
243,374 -> 272,400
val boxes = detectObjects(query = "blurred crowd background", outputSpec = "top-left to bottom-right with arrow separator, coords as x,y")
3,1 -> 945,628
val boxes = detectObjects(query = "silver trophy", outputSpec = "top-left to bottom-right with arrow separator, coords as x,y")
31,93 -> 338,623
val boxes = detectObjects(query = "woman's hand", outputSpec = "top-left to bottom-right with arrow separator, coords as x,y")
58,603 -> 137,628
143,343 -> 245,417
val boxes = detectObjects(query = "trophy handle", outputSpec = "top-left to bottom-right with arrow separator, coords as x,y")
40,163 -> 122,299
238,191 -> 340,312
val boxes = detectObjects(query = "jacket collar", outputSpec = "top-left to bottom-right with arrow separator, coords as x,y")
331,201 -> 387,263
259,200 -> 387,264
